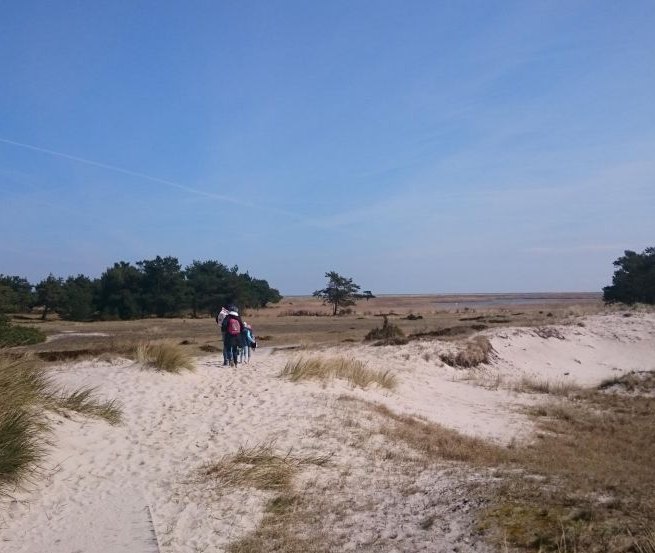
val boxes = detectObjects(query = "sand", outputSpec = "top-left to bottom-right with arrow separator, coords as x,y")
1,312 -> 653,552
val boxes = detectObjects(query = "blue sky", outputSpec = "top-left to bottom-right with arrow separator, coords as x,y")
1,1 -> 654,294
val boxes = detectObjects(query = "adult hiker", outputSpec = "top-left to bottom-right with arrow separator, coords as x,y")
216,307 -> 230,365
221,306 -> 244,367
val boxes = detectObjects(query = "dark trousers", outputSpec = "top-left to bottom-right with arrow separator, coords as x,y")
224,334 -> 240,365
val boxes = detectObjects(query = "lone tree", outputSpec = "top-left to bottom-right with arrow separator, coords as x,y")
603,247 -> 655,305
313,271 -> 362,315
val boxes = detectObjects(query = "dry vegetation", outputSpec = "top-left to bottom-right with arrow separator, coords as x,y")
480,377 -> 655,552
280,356 -> 396,390
0,353 -> 121,494
514,375 -> 581,396
333,377 -> 655,553
363,315 -> 408,346
135,341 -> 194,372
203,443 -> 331,553
439,336 -> 495,368
7,293 -> 603,359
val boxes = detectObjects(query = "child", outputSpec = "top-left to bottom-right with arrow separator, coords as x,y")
239,321 -> 256,364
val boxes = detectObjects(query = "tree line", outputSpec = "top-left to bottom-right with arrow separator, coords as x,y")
0,256 -> 281,321
602,247 -> 655,305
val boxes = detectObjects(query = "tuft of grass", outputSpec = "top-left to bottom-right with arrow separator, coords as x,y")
204,442 -> 329,493
135,341 -> 194,372
515,376 -> 580,397
46,387 -> 122,425
0,353 -> 122,494
280,356 -> 396,389
204,443 -> 330,553
439,336 -> 494,368
0,408 -> 46,492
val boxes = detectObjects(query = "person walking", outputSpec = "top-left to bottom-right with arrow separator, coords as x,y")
221,306 -> 244,367
239,321 -> 256,364
216,307 -> 230,365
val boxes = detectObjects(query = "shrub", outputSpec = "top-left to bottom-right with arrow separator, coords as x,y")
439,336 -> 494,368
364,316 -> 407,345
0,317 -> 46,347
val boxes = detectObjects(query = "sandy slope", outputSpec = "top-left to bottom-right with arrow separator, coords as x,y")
1,312 -> 653,552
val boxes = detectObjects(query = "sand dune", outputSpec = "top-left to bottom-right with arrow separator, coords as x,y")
1,312 -> 653,552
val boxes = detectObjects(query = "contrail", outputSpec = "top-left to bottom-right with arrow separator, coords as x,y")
0,137 -> 303,219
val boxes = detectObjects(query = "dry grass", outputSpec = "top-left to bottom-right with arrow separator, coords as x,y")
598,370 -> 655,395
480,379 -> 655,552
204,443 -> 330,553
46,387 -> 122,425
204,442 -> 329,492
280,356 -> 396,389
514,376 -> 581,397
439,336 -> 495,368
226,491 -> 328,553
336,398 -> 508,466
135,341 -> 194,372
337,386 -> 655,553
0,353 -> 121,494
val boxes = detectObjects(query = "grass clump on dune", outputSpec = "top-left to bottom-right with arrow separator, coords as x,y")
204,443 -> 330,553
204,442 -> 329,492
0,353 -> 121,494
135,341 -> 194,372
515,375 -> 580,396
439,336 -> 494,368
281,356 -> 396,390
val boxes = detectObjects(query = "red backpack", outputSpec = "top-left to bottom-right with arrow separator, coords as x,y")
226,317 -> 241,336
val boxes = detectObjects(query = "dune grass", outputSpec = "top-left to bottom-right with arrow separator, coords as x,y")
46,387 -> 122,425
0,352 -> 122,494
204,443 -> 329,492
439,336 -> 494,368
135,341 -> 194,372
204,443 -> 330,553
514,375 -> 581,396
280,356 -> 396,389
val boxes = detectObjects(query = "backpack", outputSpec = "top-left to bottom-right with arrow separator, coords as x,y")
226,317 -> 241,336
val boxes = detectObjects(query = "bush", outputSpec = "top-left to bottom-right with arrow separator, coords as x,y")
439,336 -> 494,368
0,317 -> 46,347
364,316 -> 407,346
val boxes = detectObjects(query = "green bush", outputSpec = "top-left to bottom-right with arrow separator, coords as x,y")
0,318 -> 46,347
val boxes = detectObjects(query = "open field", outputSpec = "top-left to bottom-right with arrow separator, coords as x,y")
8,293 -> 603,360
3,295 -> 654,552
